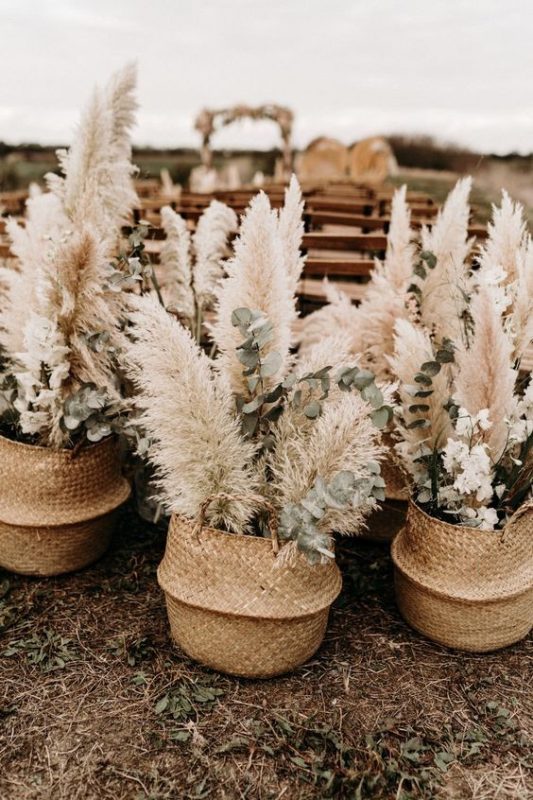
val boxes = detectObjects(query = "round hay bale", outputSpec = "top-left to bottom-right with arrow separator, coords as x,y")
296,137 -> 349,182
348,136 -> 398,184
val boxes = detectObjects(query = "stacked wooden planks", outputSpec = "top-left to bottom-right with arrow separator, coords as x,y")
0,179 -> 530,372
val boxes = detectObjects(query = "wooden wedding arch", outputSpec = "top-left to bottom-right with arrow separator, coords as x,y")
194,104 -> 294,177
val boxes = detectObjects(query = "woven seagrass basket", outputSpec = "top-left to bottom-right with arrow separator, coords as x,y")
392,500 -> 533,652
0,434 -> 130,576
382,435 -> 408,502
157,493 -> 342,678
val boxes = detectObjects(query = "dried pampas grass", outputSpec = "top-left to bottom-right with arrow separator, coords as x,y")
453,287 -> 518,460
389,318 -> 452,450
211,191 -> 295,394
277,174 -> 306,293
476,192 -> 533,360
192,199 -> 238,310
46,62 -> 138,242
159,206 -> 194,320
419,177 -> 473,343
14,226 -> 125,447
268,392 -> 384,536
125,295 -> 259,532
298,281 -> 361,359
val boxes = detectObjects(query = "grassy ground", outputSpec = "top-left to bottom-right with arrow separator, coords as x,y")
0,504 -> 530,800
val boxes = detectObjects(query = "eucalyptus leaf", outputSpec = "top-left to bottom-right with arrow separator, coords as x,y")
436,348 -> 455,363
303,401 -> 321,419
406,418 -> 430,429
420,251 -> 437,268
370,406 -> 391,429
420,361 -> 441,376
260,351 -> 282,378
237,349 -> 259,369
231,307 -> 252,328
361,383 -> 384,408
242,396 -> 264,413
414,372 -> 433,386
352,370 -> 375,390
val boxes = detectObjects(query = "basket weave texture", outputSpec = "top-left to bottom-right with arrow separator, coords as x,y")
382,456 -> 408,502
382,436 -> 408,502
392,500 -> 533,651
158,498 -> 342,678
0,435 -> 130,576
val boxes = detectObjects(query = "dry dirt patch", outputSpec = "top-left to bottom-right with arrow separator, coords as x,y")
0,507 -> 531,799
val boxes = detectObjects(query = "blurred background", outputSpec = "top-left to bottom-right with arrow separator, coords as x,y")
1,0 -> 533,212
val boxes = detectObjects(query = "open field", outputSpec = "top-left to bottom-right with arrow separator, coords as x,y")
2,145 -> 533,226
1,505 -> 531,800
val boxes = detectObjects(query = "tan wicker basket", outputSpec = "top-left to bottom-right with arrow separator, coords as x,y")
0,434 -> 130,576
392,500 -> 533,652
382,435 -> 408,502
157,493 -> 342,678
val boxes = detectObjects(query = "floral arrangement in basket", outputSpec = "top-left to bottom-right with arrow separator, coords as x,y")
156,200 -> 238,341
299,177 -> 532,527
125,178 -> 393,562
0,64 -> 139,449
389,186 -> 532,528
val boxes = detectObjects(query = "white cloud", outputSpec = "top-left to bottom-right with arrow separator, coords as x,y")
0,0 -> 532,154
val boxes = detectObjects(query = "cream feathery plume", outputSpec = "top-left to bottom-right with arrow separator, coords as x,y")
264,333 -> 360,506
297,281 -> 361,358
478,191 -> 527,286
159,205 -> 195,321
510,237 -> 533,360
355,273 -> 410,382
40,226 -> 125,387
0,192 -> 68,359
297,332 -> 355,374
192,199 -> 237,310
14,226 -> 125,447
336,186 -> 415,381
277,174 -> 306,293
124,295 -> 259,532
419,177 -> 473,343
211,191 -> 294,395
268,392 -> 384,536
476,192 -> 532,360
105,61 -> 138,162
389,318 -> 452,450
453,287 -> 518,460
382,184 -> 416,291
46,84 -> 110,222
46,63 -> 137,238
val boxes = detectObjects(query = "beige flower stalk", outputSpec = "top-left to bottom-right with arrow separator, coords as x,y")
418,177 -> 473,343
125,295 -> 259,532
389,318 -> 452,451
211,191 -> 295,395
354,185 -> 416,379
46,62 -> 138,243
159,205 -> 195,321
453,287 -> 518,461
14,226 -> 126,447
476,192 -> 533,360
192,199 -> 238,311
269,392 -> 384,536
0,191 -> 67,358
297,281 -> 361,359
277,174 -> 306,295
298,185 -> 416,379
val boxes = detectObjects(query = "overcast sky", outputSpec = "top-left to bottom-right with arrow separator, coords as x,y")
1,0 -> 533,154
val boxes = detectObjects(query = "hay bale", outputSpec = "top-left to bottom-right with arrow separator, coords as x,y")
296,137 -> 349,181
348,136 -> 398,184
